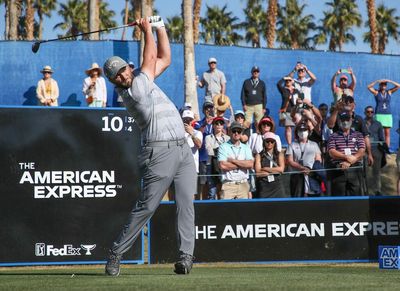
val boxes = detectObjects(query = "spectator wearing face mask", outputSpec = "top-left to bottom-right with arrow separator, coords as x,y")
327,111 -> 366,196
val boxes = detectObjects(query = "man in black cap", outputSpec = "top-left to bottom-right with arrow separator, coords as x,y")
327,111 -> 366,195
241,66 -> 267,130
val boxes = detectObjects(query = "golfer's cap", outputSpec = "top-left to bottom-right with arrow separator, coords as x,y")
339,111 -> 352,120
251,66 -> 260,72
103,56 -> 128,80
208,57 -> 217,63
182,110 -> 194,119
234,110 -> 245,117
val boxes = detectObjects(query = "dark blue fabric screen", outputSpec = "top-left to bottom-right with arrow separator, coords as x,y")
0,40 -> 399,149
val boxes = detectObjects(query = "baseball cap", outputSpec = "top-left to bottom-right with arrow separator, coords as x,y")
203,97 -> 214,108
230,121 -> 244,131
339,74 -> 348,80
128,61 -> 135,68
338,111 -> 352,120
251,66 -> 260,72
212,117 -> 225,124
184,102 -> 192,108
262,132 -> 277,142
283,76 -> 293,81
208,57 -> 217,63
103,56 -> 128,80
182,110 -> 194,119
259,116 -> 273,125
234,110 -> 245,117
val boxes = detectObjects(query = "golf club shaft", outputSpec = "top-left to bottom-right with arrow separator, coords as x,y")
41,22 -> 138,44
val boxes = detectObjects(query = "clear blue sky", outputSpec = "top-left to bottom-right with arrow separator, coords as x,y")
0,0 -> 399,54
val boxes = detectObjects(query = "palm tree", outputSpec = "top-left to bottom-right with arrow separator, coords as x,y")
34,0 -> 57,40
54,0 -> 87,38
193,0 -> 201,44
363,4 -> 400,54
276,0 -> 316,49
166,16 -> 183,43
183,0 -> 199,116
54,0 -> 115,39
266,0 -> 278,48
201,5 -> 242,45
242,0 -> 266,48
318,0 -> 362,51
366,0 -> 378,54
1,0 -> 10,39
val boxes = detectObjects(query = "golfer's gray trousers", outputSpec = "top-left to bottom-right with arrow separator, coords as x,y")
111,139 -> 196,256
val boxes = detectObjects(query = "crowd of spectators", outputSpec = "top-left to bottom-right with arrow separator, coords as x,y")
35,57 -> 400,198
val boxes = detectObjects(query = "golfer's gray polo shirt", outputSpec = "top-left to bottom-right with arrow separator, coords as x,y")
118,70 -> 185,143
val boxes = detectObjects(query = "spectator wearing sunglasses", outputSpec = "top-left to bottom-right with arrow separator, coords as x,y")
331,68 -> 356,104
218,122 -> 254,199
364,106 -> 385,195
288,62 -> 317,103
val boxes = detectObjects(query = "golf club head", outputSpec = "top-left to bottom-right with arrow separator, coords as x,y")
32,42 -> 40,53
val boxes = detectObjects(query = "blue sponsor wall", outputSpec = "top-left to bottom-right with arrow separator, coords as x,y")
0,40 -> 399,150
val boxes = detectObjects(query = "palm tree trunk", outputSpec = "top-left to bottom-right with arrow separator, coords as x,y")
38,12 -> 43,40
183,0 -> 199,116
193,0 -> 201,44
140,0 -> 153,64
8,0 -> 19,40
366,0 -> 378,54
25,0 -> 35,40
121,0 -> 129,40
4,0 -> 9,40
378,33 -> 386,54
131,0 -> 141,40
88,0 -> 100,40
266,0 -> 277,48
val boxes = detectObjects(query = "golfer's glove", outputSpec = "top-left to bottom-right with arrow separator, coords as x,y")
148,16 -> 164,29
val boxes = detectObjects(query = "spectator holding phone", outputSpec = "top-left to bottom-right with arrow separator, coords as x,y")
367,79 -> 400,148
288,62 -> 317,103
331,68 -> 356,104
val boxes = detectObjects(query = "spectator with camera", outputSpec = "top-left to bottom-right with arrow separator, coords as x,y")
328,111 -> 366,196
288,62 -> 317,102
331,68 -> 356,104
205,117 -> 230,200
254,132 -> 286,198
286,123 -> 322,197
218,122 -> 254,199
277,75 -> 301,145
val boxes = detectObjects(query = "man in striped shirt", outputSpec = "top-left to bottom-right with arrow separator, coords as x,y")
328,111 -> 365,196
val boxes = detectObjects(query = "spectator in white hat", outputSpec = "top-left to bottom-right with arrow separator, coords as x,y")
83,62 -> 107,107
198,57 -> 226,98
36,65 -> 59,106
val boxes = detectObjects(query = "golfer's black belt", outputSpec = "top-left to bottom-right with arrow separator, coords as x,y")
144,138 -> 186,147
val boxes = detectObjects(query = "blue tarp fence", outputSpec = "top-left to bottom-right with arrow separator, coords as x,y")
0,40 -> 399,150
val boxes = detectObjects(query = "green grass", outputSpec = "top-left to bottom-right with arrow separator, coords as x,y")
1,263 -> 400,290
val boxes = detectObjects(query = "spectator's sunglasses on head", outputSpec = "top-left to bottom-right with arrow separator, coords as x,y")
231,129 -> 242,134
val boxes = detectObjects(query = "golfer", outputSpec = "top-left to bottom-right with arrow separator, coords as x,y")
103,17 -> 196,276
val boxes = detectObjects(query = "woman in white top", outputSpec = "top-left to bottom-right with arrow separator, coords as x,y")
36,65 -> 59,106
82,63 -> 107,107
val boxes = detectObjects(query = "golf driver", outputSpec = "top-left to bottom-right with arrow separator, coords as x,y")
32,16 -> 161,53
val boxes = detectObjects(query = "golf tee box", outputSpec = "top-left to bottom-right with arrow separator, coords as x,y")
378,246 -> 400,269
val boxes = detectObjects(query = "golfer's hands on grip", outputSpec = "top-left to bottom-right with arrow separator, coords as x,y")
148,15 -> 165,29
